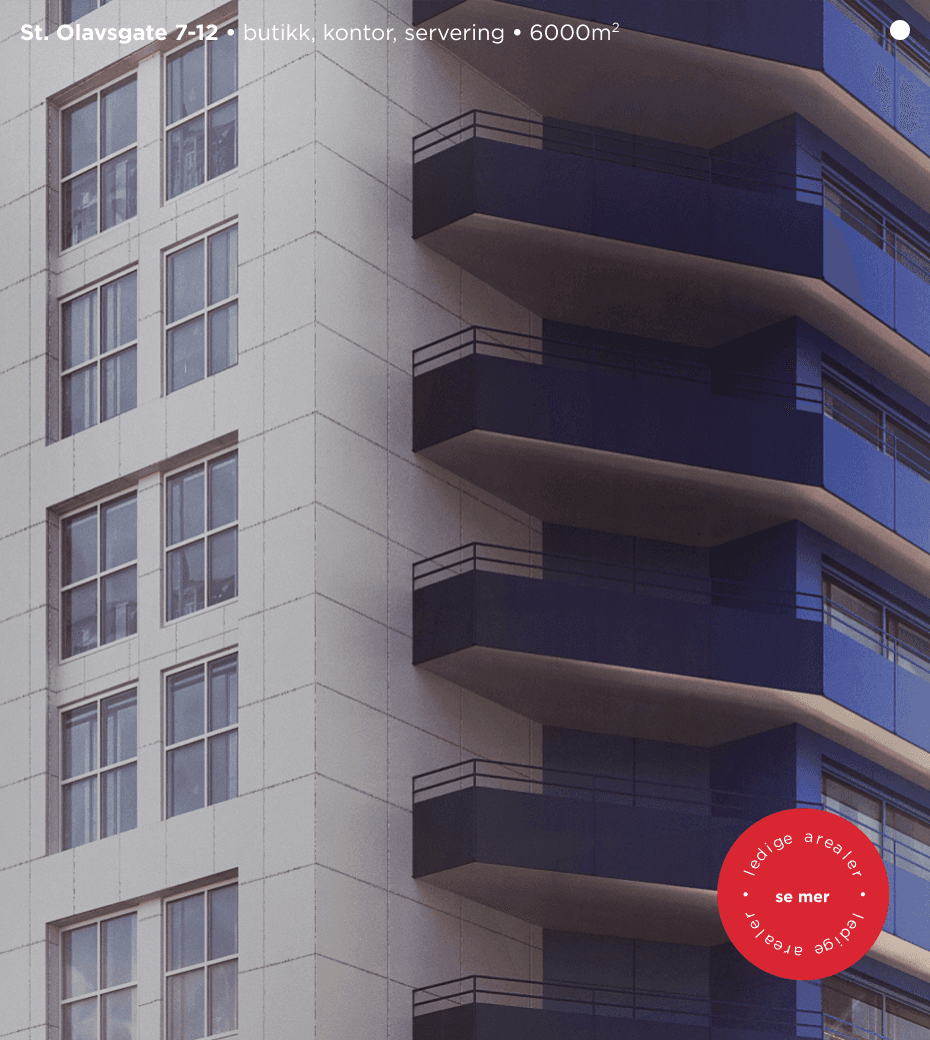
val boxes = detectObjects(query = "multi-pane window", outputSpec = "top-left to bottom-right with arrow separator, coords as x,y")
62,690 -> 137,850
166,455 -> 238,619
62,494 -> 137,657
62,912 -> 137,1040
824,371 -> 930,483
824,975 -> 930,1040
166,226 -> 238,393
822,572 -> 930,678
166,28 -> 238,199
62,0 -> 114,22
62,77 -> 136,249
61,271 -> 137,437
824,167 -> 930,286
166,655 -> 238,818
824,775 -> 930,881
166,885 -> 238,1040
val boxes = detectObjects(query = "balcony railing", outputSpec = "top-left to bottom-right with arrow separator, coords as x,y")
413,326 -> 818,400
826,802 -> 930,883
413,109 -> 930,305
413,758 -> 930,885
413,976 -> 832,1034
413,544 -> 930,684
413,109 -> 823,202
413,758 -> 794,818
413,543 -> 818,608
830,0 -> 930,91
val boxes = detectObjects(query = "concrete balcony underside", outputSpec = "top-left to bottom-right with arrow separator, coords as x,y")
421,430 -> 930,600
420,646 -> 930,791
422,855 -> 930,977
423,861 -> 725,943
419,213 -> 930,407
412,0 -> 930,217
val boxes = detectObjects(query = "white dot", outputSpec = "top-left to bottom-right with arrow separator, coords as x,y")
861,892 -> 866,896
227,28 -> 235,36
890,19 -> 910,40
514,28 -> 521,35
743,892 -> 748,897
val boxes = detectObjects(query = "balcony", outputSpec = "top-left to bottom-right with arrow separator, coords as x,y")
413,759 -> 784,941
413,977 -> 823,1040
412,0 -> 930,216
413,760 -> 930,951
412,545 -> 930,755
413,113 -> 930,403
413,328 -> 930,570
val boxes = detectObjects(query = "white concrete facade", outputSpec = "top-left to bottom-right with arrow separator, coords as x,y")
0,0 -> 545,1035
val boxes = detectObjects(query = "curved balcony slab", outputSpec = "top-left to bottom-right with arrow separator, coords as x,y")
412,763 -> 930,952
414,135 -> 930,405
417,432 -> 930,606
414,346 -> 930,568
419,861 -> 723,944
413,978 -> 819,1040
412,0 -> 930,217
413,561 -> 930,783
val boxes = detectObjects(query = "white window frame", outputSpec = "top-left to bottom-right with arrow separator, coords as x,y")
60,686 -> 138,850
165,652 -> 239,819
60,490 -> 138,659
60,909 -> 138,1040
165,22 -> 239,201
59,267 -> 138,438
164,223 -> 239,395
165,882 -> 238,1040
164,450 -> 238,621
60,74 -> 137,251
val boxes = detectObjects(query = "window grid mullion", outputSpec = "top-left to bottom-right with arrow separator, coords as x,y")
60,573 -> 98,595
165,953 -> 237,981
208,518 -> 237,537
167,531 -> 205,554
166,733 -> 205,755
166,111 -> 204,133
100,755 -> 139,773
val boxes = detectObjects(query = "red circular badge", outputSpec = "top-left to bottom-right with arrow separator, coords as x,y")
717,808 -> 889,980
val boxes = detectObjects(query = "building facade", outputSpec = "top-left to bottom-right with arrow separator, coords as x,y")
6,0 -> 930,1038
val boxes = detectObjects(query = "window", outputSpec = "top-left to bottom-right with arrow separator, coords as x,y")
62,912 -> 137,1040
62,77 -> 136,249
822,571 -> 930,679
166,454 -> 237,619
824,177 -> 885,250
166,655 -> 238,818
823,166 -> 930,287
166,885 -> 238,1040
62,689 -> 137,849
166,28 -> 238,199
62,0 -> 115,22
824,774 -> 930,881
62,493 -> 137,657
824,369 -> 930,483
824,975 -> 930,1040
166,226 -> 238,393
61,271 -> 137,437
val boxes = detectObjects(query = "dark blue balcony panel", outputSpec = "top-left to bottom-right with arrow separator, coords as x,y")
412,770 -> 727,942
413,136 -> 822,271
412,755 -> 930,956
412,118 -> 930,402
412,333 -> 930,592
413,787 -> 749,888
412,991 -> 812,1040
410,0 -> 930,208
414,345 -> 822,484
412,555 -> 930,757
